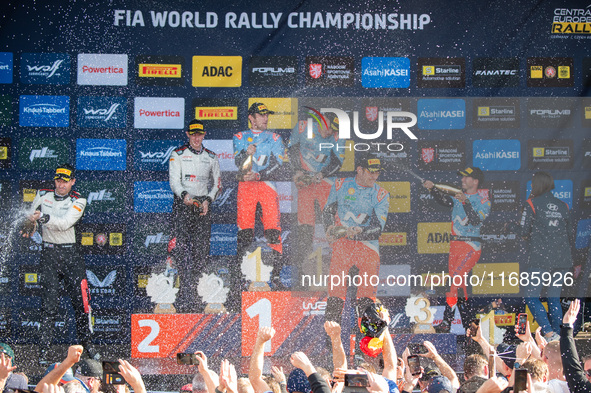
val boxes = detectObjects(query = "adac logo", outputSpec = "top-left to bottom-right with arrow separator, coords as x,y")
192,56 -> 242,87
139,63 -> 181,78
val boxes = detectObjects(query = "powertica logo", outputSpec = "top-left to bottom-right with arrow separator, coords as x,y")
303,107 -> 417,152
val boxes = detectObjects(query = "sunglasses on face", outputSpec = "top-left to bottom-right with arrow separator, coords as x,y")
585,369 -> 591,377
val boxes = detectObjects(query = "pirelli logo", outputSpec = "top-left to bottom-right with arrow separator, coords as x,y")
81,233 -> 93,246
139,63 -> 181,78
379,232 -> 407,246
195,106 -> 238,120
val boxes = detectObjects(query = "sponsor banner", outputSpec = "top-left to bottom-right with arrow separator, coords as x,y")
584,58 -> 591,87
0,180 -> 10,210
0,309 -> 10,337
134,139 -> 182,171
379,232 -> 408,247
76,180 -> 127,213
77,96 -> 127,128
18,138 -> 69,171
0,53 -> 13,84
19,95 -> 70,127
92,309 -> 129,342
133,219 -> 172,256
376,264 -> 411,296
85,265 -> 126,297
583,139 -> 591,169
0,270 -> 9,294
192,97 -> 240,129
582,99 -> 591,128
0,137 -> 11,169
241,291 -> 327,356
471,263 -> 520,295
248,97 -> 297,130
134,181 -> 173,213
527,139 -> 574,170
417,140 -> 466,170
210,224 -> 238,256
488,181 -> 520,212
361,57 -> 410,88
76,139 -> 127,171
480,222 -> 519,254
378,182 -> 410,213
354,98 -> 415,139
472,58 -> 519,88
417,222 -> 451,254
135,55 -> 185,86
276,182 -> 293,213
575,219 -> 591,250
0,94 -> 11,126
249,56 -> 297,86
133,265 -> 154,297
20,53 -> 70,85
472,98 -> 520,128
526,57 -> 573,87
305,56 -> 355,87
205,140 -> 237,172
134,97 -> 184,129
417,58 -> 465,88
17,308 -> 69,343
19,265 -> 43,296
211,176 -> 237,215
192,55 -> 242,87
77,223 -> 126,255
581,179 -> 591,210
77,53 -> 128,86
526,179 -> 573,208
472,139 -> 521,171
417,99 -> 466,130
19,180 -> 48,205
131,313 -> 241,359
526,97 -> 576,129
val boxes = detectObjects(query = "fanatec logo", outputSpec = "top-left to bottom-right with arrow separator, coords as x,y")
139,146 -> 175,165
29,147 -> 58,162
82,103 -> 120,121
27,60 -> 64,78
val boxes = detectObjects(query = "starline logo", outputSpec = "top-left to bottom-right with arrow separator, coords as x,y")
139,63 -> 181,78
27,60 -> 64,78
83,103 -> 120,121
305,107 -> 416,152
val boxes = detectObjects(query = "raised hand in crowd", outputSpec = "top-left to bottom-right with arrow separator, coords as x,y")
195,350 -> 220,393
35,345 -> 84,392
363,370 -> 389,393
324,321 -> 346,371
418,341 -> 460,390
249,327 -> 276,393
218,359 -> 238,393
118,359 -> 146,393
534,327 -> 547,354
0,353 -> 17,392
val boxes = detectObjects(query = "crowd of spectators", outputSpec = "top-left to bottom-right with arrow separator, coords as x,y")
0,299 -> 589,393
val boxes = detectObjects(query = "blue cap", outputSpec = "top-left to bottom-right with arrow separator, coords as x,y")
287,368 -> 311,393
428,376 -> 452,393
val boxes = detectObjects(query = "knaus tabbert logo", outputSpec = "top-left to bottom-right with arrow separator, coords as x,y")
138,189 -> 172,200
309,108 -> 417,152
27,60 -> 64,78
23,104 -> 67,115
79,147 -> 123,158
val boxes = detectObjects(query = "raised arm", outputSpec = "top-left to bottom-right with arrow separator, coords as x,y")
249,327 -> 275,393
34,345 -> 83,392
324,321 -> 347,370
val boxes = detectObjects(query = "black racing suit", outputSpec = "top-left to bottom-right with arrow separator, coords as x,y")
28,189 -> 91,347
168,143 -> 221,312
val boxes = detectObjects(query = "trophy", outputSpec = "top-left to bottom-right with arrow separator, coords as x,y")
197,273 -> 229,313
405,295 -> 436,333
146,272 -> 179,314
241,247 -> 272,291
238,153 -> 254,181
327,225 -> 348,240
